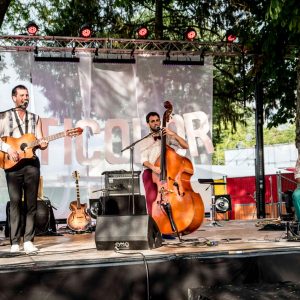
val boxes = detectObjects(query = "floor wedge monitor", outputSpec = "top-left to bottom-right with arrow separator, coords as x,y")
95,215 -> 162,250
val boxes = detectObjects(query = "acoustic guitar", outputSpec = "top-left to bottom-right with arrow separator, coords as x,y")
67,171 -> 91,232
0,127 -> 83,170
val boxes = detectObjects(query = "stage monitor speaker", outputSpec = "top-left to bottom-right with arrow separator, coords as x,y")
215,194 -> 232,213
95,215 -> 162,250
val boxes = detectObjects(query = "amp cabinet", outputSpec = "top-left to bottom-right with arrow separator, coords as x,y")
102,170 -> 141,196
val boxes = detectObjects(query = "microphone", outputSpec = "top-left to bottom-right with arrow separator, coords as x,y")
17,100 -> 29,110
23,100 -> 29,107
154,126 -> 161,132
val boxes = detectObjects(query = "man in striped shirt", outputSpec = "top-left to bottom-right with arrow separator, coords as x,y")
0,85 -> 48,254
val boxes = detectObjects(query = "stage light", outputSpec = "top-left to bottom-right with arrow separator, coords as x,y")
215,195 -> 232,213
137,26 -> 149,39
34,46 -> 38,55
185,27 -> 197,41
26,21 -> 39,36
162,50 -> 204,66
93,57 -> 136,64
34,56 -> 80,62
226,30 -> 237,43
79,23 -> 92,38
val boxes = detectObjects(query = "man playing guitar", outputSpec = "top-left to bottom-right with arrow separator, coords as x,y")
0,84 -> 48,254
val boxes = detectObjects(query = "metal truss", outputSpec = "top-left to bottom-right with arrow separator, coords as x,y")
0,35 -> 246,57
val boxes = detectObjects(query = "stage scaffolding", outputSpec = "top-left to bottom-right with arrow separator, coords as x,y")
0,35 -> 245,57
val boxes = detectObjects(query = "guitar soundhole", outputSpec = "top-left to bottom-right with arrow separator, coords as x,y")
20,143 -> 27,151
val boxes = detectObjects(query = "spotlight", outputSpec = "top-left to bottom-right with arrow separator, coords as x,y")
185,27 -> 197,41
26,21 -> 39,36
93,57 -> 136,64
215,195 -> 232,213
137,26 -> 149,39
79,23 -> 92,38
34,56 -> 80,63
226,30 -> 237,43
162,50 -> 204,66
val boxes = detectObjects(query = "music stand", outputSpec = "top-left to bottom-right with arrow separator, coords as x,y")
198,179 -> 226,227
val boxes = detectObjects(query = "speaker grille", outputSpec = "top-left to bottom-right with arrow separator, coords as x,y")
95,215 -> 162,250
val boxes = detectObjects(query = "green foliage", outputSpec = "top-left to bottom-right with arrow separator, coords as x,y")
0,0 -> 300,148
268,0 -> 300,33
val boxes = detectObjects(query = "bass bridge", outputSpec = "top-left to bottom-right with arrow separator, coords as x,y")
157,186 -> 174,204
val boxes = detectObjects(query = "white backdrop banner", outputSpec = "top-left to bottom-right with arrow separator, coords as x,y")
0,52 -> 214,220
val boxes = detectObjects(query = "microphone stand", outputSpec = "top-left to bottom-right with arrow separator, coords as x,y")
0,104 -> 27,114
121,131 -> 157,215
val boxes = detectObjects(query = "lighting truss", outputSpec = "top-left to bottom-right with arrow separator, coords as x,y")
0,35 -> 247,57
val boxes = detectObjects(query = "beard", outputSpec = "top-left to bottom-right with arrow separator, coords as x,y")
151,126 -> 160,133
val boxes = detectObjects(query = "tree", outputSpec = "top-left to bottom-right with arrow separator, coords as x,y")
0,0 -> 299,145
0,0 -> 11,28
267,0 -> 300,151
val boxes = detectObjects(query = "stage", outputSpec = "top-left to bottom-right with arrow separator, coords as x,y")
1,219 -> 300,300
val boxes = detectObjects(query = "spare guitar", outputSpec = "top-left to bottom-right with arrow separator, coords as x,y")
67,171 -> 91,232
0,127 -> 83,170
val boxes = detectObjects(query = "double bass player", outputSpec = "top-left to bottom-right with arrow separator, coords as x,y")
140,111 -> 188,217
140,102 -> 204,238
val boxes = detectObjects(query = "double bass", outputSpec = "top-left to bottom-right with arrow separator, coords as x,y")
151,101 -> 204,236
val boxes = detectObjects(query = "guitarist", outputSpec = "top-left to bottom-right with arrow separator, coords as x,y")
0,85 -> 48,254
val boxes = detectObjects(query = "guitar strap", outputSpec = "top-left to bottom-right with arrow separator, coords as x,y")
12,110 -> 29,136
32,115 -> 37,133
8,111 -> 14,136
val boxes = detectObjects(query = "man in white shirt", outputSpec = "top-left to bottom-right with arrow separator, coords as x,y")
140,111 -> 188,215
0,85 -> 48,254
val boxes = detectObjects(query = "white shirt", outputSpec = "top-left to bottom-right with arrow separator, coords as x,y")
139,134 -> 180,168
0,110 -> 39,152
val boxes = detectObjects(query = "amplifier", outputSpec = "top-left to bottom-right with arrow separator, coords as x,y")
102,170 -> 141,196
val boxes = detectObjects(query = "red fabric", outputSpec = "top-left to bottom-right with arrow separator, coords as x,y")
226,173 -> 296,219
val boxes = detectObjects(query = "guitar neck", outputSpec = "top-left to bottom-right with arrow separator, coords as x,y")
29,131 -> 67,148
75,180 -> 81,209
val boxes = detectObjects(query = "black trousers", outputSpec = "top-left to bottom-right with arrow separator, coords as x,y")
5,158 -> 40,245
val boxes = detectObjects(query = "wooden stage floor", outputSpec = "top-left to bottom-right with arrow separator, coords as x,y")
0,218 -> 299,271
2,219 -> 300,300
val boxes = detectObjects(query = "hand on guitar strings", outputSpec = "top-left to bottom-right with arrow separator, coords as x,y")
161,127 -> 175,137
152,166 -> 161,175
7,147 -> 19,162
